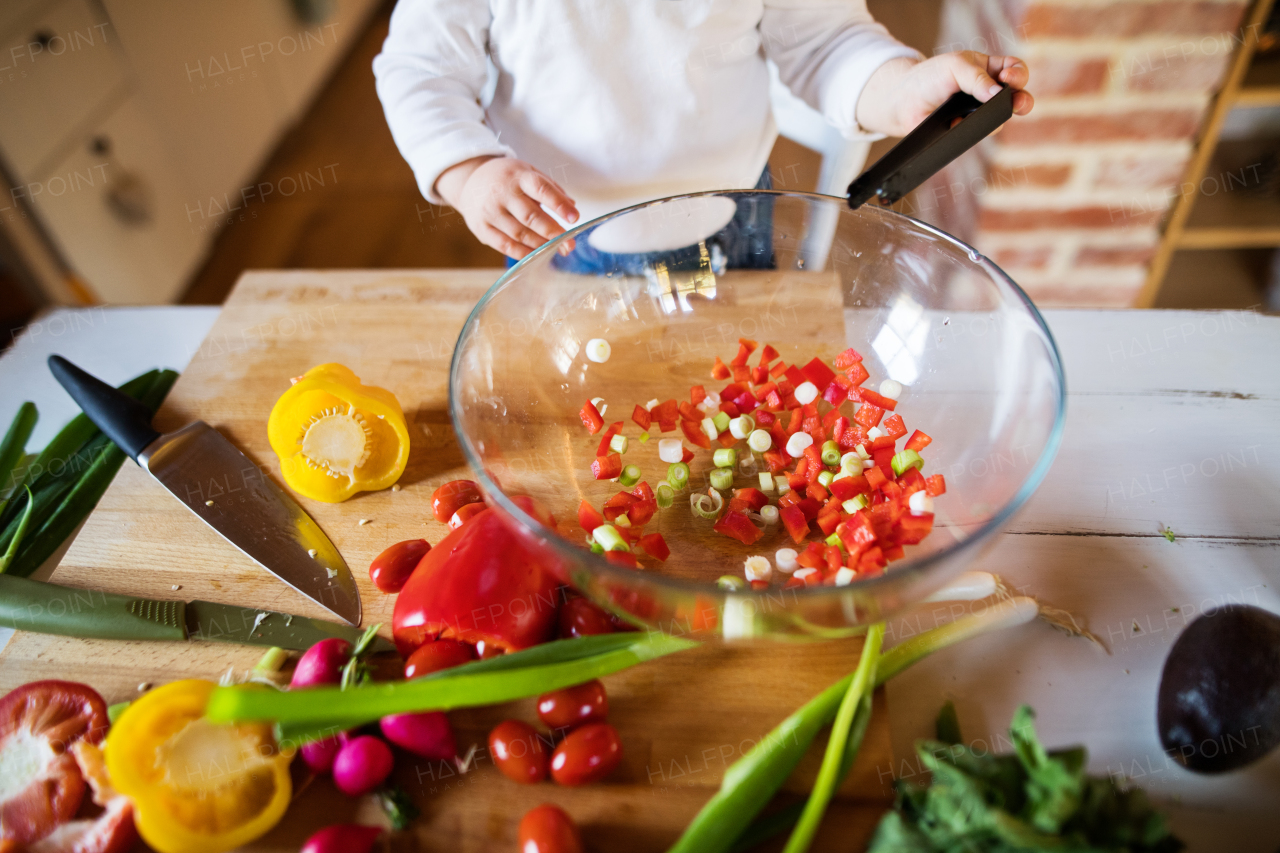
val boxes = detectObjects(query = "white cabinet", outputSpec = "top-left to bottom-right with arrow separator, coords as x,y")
0,0 -> 378,305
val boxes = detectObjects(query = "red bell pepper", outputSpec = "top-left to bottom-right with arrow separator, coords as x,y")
393,507 -> 562,655
800,357 -> 836,390
854,402 -> 884,428
603,491 -> 638,521
579,400 -> 604,434
864,465 -> 888,490
870,435 -> 897,451
678,400 -> 699,423
690,384 -> 707,405
0,680 -> 110,845
720,400 -> 741,418
824,545 -> 844,574
631,404 -> 652,431
638,532 -> 670,561
713,510 -> 763,545
872,447 -> 895,478
596,421 -> 624,457
830,474 -> 869,501
898,467 -> 927,495
578,500 -> 604,533
681,418 -> 712,449
733,365 -> 751,383
844,362 -> 870,386
780,503 -> 809,544
731,487 -> 769,512
628,498 -> 657,527
895,512 -> 935,544
711,357 -> 730,380
591,454 -> 623,480
763,449 -> 789,473
833,347 -> 863,369
854,387 -> 898,411
905,429 -> 932,452
606,551 -> 641,568
796,496 -> 823,521
769,360 -> 788,378
730,338 -> 758,368
882,414 -> 907,441
631,480 -> 655,501
652,399 -> 679,431
925,474 -> 947,496
816,511 -> 840,536
681,446 -> 695,464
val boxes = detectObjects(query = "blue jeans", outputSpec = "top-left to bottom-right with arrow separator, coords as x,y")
506,168 -> 775,274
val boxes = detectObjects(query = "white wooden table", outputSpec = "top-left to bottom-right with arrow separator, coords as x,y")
2,304 -> 1277,850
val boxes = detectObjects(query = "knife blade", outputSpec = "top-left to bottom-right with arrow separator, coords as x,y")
47,355 -> 361,625
0,574 -> 394,653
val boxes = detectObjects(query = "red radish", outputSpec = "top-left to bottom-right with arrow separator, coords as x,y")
290,638 -> 351,688
332,735 -> 394,796
380,712 -> 456,761
300,734 -> 344,774
300,824 -> 382,853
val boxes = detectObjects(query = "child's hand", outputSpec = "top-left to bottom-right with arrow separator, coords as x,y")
856,52 -> 1033,139
436,156 -> 579,260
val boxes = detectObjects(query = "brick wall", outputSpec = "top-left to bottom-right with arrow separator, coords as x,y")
932,0 -> 1250,307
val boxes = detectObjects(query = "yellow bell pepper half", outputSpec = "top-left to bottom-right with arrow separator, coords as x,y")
104,679 -> 293,853
267,363 -> 410,502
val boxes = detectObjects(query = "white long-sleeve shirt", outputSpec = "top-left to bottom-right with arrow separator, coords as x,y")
373,0 -> 919,225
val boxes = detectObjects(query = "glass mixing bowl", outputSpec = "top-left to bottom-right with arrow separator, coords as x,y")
448,190 -> 1065,640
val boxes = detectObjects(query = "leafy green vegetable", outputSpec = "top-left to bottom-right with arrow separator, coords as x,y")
868,705 -> 1183,853
935,700 -> 962,746
0,402 -> 37,511
1161,527 -> 1176,543
0,487 -> 34,574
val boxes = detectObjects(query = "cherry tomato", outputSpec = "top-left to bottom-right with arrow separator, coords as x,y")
0,680 -> 109,844
517,803 -> 583,853
537,681 -> 608,731
488,720 -> 548,784
449,501 -> 487,529
557,597 -> 615,639
549,723 -> 622,787
431,479 -> 483,524
368,539 -> 430,594
403,639 -> 476,679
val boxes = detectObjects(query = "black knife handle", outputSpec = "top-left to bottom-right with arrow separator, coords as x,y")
48,355 -> 160,461
847,85 -> 1015,209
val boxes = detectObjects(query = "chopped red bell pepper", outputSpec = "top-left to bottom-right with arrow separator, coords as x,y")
833,347 -> 864,369
854,387 -> 898,411
751,364 -> 770,385
783,365 -> 805,389
754,409 -> 776,427
822,382 -> 845,406
730,338 -> 758,368
678,400 -> 699,422
733,365 -> 751,383
592,454 -> 623,480
628,498 -> 657,527
681,418 -> 712,449
895,512 -> 934,544
824,545 -> 844,573
731,487 -> 769,512
631,481 -> 655,501
800,357 -> 836,389
638,532 -> 670,561
681,447 -> 695,464
898,467 -> 926,495
763,449 -> 788,473
808,481 -> 829,502
653,399 -> 679,431
580,400 -> 604,434
606,551 -> 641,568
713,510 -> 763,545
720,400 -> 741,418
596,421 -> 624,457
882,414 -> 907,441
864,465 -> 888,490
711,357 -> 730,380
603,491 -> 638,521
769,360 -> 788,378
905,430 -> 932,452
578,500 -> 604,533
796,496 -> 823,521
883,543 -> 906,562
759,344 -> 780,365
690,385 -> 707,405
872,447 -> 895,477
839,512 -> 877,554
854,402 -> 885,428
844,362 -> 870,386
870,435 -> 897,451
925,474 -> 947,496
816,512 -> 840,536
632,404 -> 652,431
718,431 -> 739,449
719,382 -> 747,401
830,475 -> 868,501
780,503 -> 809,544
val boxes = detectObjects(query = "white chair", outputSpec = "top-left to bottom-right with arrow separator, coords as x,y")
767,59 -> 872,270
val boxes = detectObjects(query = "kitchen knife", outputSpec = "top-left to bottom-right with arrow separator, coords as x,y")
47,355 -> 361,626
0,574 -> 394,653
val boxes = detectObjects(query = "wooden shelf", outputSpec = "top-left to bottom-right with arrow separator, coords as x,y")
1179,137 -> 1280,248
1153,248 -> 1274,309
1236,50 -> 1280,106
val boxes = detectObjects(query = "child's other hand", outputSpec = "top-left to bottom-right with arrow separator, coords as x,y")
436,156 -> 579,259
856,52 -> 1033,139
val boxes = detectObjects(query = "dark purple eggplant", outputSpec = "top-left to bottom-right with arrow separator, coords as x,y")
1157,604 -> 1280,773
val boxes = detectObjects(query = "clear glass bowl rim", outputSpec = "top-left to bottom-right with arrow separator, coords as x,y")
448,189 -> 1067,602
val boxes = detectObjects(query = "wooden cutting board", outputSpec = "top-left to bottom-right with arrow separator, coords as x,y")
0,270 -> 892,852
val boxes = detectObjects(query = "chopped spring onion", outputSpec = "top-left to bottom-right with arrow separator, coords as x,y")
691,489 -> 724,520
758,472 -> 774,493
659,438 -> 684,463
590,541 -> 604,554
585,338 -> 611,363
816,470 -> 833,488
774,474 -> 791,495
703,391 -> 721,408
737,451 -> 757,475
775,548 -> 799,573
614,514 -> 632,528
746,511 -> 768,530
867,426 -> 884,440
793,568 -> 818,583
712,411 -> 731,434
668,462 -> 690,489
785,432 -> 813,458
855,444 -> 870,459
710,468 -> 734,491
760,505 -> 779,525
645,398 -> 659,410
840,452 -> 861,474
713,448 -> 737,469
908,490 -> 934,515
656,481 -> 675,508
590,397 -> 606,415
743,556 -> 771,582
729,415 -> 755,439
842,495 -> 868,513
879,379 -> 903,400
820,441 -> 840,467
609,433 -> 628,454
891,449 -> 924,476
702,417 -> 719,441
618,464 -> 641,488
794,381 -> 819,405
863,458 -> 876,469
824,532 -> 843,550
834,567 -> 855,586
592,524 -> 629,552
832,469 -> 850,482
639,432 -> 650,443
718,575 -> 745,591
747,429 -> 772,453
